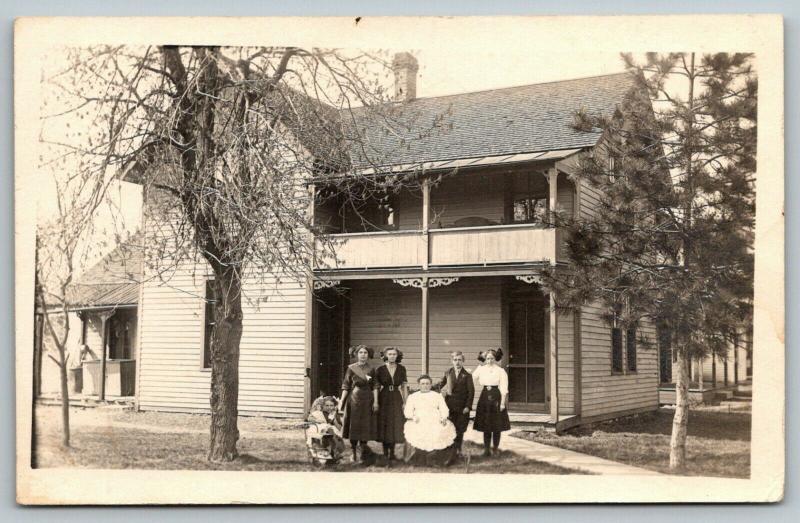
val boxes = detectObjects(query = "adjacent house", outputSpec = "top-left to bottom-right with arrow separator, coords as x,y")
37,237 -> 142,402
131,56 -> 667,429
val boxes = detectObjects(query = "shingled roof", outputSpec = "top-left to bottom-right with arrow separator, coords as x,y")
66,234 -> 143,310
347,72 -> 636,171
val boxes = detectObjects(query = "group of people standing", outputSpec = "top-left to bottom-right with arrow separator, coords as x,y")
326,344 -> 511,466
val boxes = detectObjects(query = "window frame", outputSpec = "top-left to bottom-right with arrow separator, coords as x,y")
626,326 -> 638,373
201,278 -> 216,371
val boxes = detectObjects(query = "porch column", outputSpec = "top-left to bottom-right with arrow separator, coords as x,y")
711,354 -> 717,388
547,167 -> 559,423
422,177 -> 430,270
98,309 -> 115,401
304,183 -> 317,409
304,277 -> 314,410
698,358 -> 704,391
549,293 -> 559,423
734,337 -> 740,385
421,277 -> 430,375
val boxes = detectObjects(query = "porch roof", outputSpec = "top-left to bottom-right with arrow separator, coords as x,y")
64,234 -> 143,311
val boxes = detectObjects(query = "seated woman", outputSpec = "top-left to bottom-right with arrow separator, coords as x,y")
403,375 -> 457,466
305,396 -> 346,466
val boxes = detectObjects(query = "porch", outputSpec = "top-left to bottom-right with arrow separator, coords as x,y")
68,306 -> 138,401
308,274 -> 577,424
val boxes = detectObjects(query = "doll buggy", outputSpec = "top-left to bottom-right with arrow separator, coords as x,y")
304,396 -> 345,467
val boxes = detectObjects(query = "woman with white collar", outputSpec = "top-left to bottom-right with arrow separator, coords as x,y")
472,348 -> 511,457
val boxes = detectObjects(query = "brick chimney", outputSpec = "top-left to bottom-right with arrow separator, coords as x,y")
392,52 -> 419,102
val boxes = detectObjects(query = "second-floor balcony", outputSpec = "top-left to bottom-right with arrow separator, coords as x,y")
312,165 -> 574,272
315,223 -> 557,270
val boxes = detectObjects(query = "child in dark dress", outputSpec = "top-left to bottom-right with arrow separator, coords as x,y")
374,347 -> 408,463
338,345 -> 378,464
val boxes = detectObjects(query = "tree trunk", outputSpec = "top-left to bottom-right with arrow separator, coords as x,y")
58,350 -> 71,448
207,269 -> 243,462
669,350 -> 689,471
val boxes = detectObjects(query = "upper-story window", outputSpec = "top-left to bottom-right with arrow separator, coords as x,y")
513,196 -> 548,223
508,172 -> 548,224
372,197 -> 397,230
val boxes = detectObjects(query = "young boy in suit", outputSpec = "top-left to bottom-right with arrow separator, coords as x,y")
436,351 -> 475,455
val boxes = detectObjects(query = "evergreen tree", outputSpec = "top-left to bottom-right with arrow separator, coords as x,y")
544,53 -> 756,471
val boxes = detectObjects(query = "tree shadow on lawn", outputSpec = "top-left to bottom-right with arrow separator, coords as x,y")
34,418 -> 577,474
566,408 -> 751,442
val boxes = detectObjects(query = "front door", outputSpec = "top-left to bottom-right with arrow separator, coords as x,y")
312,289 -> 350,399
507,299 -> 547,411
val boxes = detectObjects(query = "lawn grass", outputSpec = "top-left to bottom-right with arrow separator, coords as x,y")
33,406 -> 576,474
515,407 -> 750,478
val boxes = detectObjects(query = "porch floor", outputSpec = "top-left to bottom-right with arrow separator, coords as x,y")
509,412 -> 576,424
37,392 -> 135,409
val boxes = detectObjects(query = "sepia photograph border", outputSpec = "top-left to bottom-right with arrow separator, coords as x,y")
14,14 -> 784,505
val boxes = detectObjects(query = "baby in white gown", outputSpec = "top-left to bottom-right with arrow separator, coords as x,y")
404,375 -> 457,451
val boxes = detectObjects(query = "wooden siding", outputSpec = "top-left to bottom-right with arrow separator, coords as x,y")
579,301 -> 659,418
430,173 -> 506,228
137,243 -> 308,417
556,174 -> 575,261
348,280 -> 423,379
556,310 -> 575,414
428,279 -> 503,380
429,225 -> 554,266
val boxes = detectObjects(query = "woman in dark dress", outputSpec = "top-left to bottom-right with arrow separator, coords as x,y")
472,348 -> 511,457
338,345 -> 378,464
374,347 -> 408,463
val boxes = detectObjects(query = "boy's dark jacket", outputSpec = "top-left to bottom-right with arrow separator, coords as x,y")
436,367 -> 475,412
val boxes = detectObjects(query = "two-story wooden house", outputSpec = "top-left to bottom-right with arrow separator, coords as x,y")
133,57 -> 660,430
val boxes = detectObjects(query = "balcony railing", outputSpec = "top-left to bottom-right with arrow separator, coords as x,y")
429,223 -> 555,266
315,223 -> 556,270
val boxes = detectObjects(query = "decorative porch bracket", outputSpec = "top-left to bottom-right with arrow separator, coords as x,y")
514,274 -> 543,285
313,279 -> 341,290
391,277 -> 460,289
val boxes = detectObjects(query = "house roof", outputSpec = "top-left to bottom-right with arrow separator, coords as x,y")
346,72 -> 635,172
65,234 -> 143,310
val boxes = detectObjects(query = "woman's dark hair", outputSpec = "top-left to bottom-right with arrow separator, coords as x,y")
348,345 -> 374,360
381,346 -> 404,363
477,347 -> 504,362
417,374 -> 432,383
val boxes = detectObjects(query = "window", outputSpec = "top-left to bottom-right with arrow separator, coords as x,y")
611,302 -> 624,373
374,198 -> 397,230
626,327 -> 637,372
611,327 -> 624,373
513,196 -> 548,223
202,279 -> 216,369
608,156 -> 619,183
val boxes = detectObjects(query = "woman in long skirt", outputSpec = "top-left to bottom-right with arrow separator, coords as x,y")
472,348 -> 511,457
374,347 -> 408,463
338,345 -> 378,464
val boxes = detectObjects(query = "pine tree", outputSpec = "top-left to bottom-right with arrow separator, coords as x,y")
544,53 -> 756,471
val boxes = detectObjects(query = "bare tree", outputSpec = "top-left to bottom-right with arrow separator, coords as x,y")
43,45 -> 443,461
34,166 -> 120,447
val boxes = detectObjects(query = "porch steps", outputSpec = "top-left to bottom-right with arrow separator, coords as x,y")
508,413 -> 579,432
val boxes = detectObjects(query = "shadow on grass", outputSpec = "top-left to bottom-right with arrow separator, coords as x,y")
566,408 -> 751,442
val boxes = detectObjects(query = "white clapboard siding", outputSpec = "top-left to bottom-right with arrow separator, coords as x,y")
428,279 -> 503,381
349,280 -> 423,379
556,310 -> 575,414
579,301 -> 659,419
137,225 -> 308,417
430,173 -> 506,228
